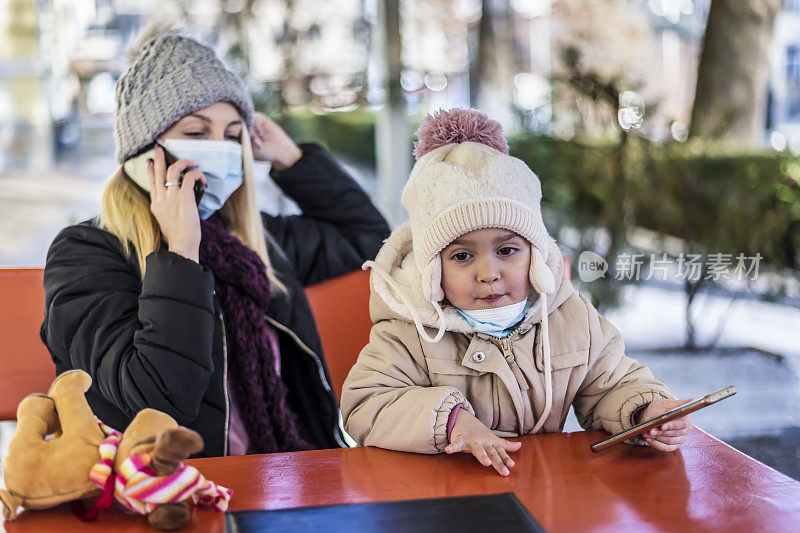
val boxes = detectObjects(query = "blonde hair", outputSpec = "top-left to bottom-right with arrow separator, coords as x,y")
98,127 -> 285,292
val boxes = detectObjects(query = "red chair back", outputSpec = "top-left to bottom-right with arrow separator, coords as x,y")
0,268 -> 55,420
0,267 -> 373,419
304,269 -> 372,400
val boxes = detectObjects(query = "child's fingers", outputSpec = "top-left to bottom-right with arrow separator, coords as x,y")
645,433 -> 685,449
486,446 -> 510,476
662,418 -> 691,432
499,438 -> 522,452
666,398 -> 695,408
471,444 -> 493,467
496,447 -> 515,468
651,429 -> 685,437
650,418 -> 691,436
644,436 -> 679,452
445,439 -> 465,454
652,434 -> 687,446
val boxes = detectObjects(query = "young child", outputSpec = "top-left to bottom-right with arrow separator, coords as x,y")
341,108 -> 692,476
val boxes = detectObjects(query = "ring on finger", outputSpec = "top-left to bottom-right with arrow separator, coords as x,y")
165,181 -> 181,187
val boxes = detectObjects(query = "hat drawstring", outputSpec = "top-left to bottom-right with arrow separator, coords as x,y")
363,261 -> 447,343
530,290 -> 552,435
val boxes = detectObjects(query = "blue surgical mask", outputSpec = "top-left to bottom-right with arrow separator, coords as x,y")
456,299 -> 531,338
161,138 -> 243,220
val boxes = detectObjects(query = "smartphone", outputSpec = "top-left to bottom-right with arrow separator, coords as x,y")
590,386 -> 737,453
155,142 -> 206,206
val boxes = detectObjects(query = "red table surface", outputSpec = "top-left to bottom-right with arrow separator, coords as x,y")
3,428 -> 799,532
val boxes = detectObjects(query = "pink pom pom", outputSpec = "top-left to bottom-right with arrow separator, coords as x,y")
413,108 -> 508,160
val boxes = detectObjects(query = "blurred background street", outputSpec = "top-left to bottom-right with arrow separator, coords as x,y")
1,0 -> 799,479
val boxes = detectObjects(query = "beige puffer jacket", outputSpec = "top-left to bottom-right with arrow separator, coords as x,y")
341,224 -> 675,454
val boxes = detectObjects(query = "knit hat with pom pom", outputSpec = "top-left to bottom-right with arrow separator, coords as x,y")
402,108 -> 555,305
114,22 -> 254,163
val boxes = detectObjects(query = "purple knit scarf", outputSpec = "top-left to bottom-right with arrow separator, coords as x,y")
199,215 -> 309,453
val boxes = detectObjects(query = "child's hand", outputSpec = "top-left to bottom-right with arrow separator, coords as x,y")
445,409 -> 522,476
250,113 -> 302,170
639,398 -> 694,452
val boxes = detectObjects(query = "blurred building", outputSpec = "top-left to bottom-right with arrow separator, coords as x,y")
768,1 -> 800,151
5,0 -> 800,176
0,0 -> 53,170
0,0 -> 137,171
544,0 -> 800,148
634,0 -> 711,142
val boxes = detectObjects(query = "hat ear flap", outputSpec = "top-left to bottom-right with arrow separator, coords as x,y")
422,256 -> 445,302
530,245 -> 555,295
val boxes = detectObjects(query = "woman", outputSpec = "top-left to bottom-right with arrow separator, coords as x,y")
40,28 -> 389,456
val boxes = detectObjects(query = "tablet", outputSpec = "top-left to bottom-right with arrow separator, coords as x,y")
226,493 -> 545,532
590,386 -> 737,452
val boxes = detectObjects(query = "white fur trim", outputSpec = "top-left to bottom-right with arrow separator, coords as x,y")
530,245 -> 555,294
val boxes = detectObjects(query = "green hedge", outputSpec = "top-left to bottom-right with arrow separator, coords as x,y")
279,110 -> 800,270
284,109 -> 377,166
509,133 -> 800,270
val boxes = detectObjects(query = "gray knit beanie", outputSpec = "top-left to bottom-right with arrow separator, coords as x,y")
114,29 -> 254,163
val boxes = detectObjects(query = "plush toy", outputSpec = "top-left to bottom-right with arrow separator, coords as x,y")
0,370 -> 231,530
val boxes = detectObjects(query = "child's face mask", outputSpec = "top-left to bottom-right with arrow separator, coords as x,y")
123,139 -> 244,220
456,299 -> 530,338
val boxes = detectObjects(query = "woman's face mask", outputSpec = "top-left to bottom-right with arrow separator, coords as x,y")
160,138 -> 244,220
123,138 -> 244,220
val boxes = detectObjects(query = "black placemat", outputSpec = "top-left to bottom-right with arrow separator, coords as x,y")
225,492 -> 545,533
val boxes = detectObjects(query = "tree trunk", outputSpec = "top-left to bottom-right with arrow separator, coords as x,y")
469,0 -> 517,124
469,0 -> 491,107
278,0 -> 298,129
375,0 -> 409,227
689,0 -> 781,144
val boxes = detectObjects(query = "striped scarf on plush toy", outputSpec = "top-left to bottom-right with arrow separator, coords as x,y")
78,420 -> 231,520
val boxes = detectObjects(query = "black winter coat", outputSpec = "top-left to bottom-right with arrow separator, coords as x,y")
40,144 -> 390,456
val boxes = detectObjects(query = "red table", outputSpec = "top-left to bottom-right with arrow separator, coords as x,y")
3,428 -> 799,532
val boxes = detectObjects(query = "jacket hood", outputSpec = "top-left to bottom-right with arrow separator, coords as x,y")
365,223 -> 576,335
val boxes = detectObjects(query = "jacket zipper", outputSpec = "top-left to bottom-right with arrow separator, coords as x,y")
219,308 -> 231,457
500,338 -> 513,358
263,314 -> 348,448
497,336 -> 528,431
264,315 -> 332,392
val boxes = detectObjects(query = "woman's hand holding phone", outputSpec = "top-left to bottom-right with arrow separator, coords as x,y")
146,144 -> 207,263
638,398 -> 694,452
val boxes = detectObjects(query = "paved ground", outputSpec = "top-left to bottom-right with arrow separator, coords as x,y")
1,118 -> 799,481
728,428 -> 800,481
0,116 -> 116,266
